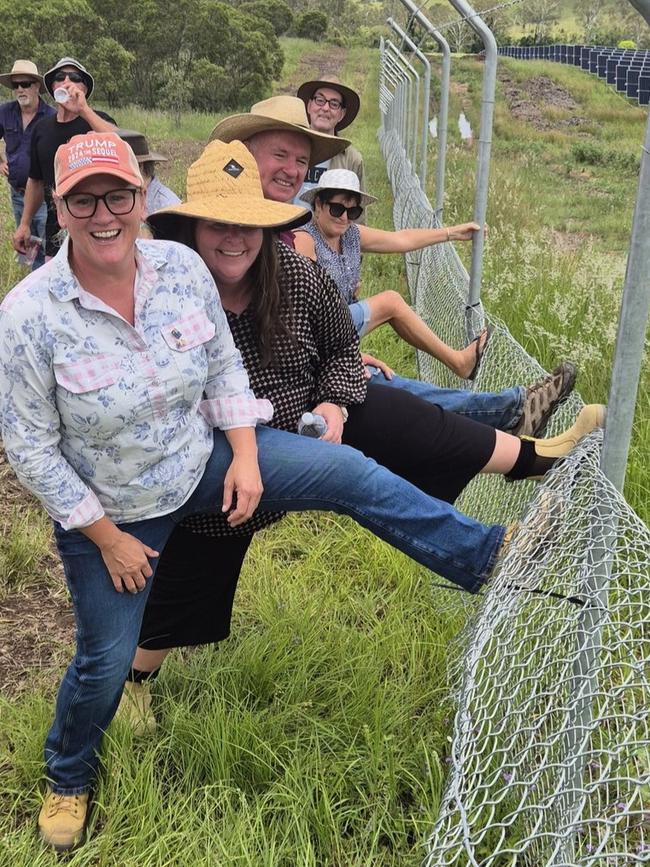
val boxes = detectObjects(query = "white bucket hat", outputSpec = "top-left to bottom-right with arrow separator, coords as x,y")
299,169 -> 377,208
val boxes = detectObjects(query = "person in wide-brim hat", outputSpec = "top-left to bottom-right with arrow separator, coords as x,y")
43,57 -> 94,98
208,95 -> 349,167
0,59 -> 45,93
299,168 -> 377,209
115,128 -> 169,163
148,138 -> 311,236
297,76 -> 360,133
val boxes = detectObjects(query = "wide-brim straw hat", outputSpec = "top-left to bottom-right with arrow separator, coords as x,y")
208,96 -> 350,167
0,59 -> 45,93
148,140 -> 311,236
297,76 -> 360,132
116,128 -> 168,162
299,168 -> 377,208
43,57 -> 94,98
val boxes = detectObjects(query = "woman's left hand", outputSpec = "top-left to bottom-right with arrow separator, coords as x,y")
313,402 -> 345,444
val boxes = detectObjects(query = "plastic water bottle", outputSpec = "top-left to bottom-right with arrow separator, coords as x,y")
53,87 -> 70,104
297,412 -> 328,438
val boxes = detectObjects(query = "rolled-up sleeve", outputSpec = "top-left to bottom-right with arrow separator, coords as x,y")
194,261 -> 273,429
0,309 -> 105,530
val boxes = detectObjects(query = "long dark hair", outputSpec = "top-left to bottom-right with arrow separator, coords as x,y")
150,215 -> 295,368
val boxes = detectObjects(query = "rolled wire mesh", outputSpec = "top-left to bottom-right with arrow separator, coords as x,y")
378,109 -> 649,864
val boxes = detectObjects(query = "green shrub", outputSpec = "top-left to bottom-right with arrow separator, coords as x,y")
294,10 -> 327,41
571,142 -> 640,174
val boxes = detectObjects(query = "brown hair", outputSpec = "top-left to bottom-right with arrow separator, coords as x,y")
150,216 -> 295,367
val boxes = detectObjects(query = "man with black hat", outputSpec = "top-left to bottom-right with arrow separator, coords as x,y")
296,76 -> 365,220
0,60 -> 55,269
12,57 -> 117,260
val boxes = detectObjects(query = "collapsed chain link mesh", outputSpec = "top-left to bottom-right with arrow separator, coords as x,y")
378,115 -> 649,865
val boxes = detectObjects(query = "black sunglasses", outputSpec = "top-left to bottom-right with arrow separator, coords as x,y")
53,70 -> 85,84
11,80 -> 36,89
326,202 -> 364,221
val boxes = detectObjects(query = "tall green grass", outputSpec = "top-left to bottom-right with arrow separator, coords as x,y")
1,42 -> 648,866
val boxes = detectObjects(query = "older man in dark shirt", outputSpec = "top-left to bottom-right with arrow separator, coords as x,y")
12,57 -> 116,260
0,60 -> 55,269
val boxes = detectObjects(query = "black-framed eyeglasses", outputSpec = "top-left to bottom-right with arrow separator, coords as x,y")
327,201 -> 363,221
311,94 -> 344,111
11,80 -> 36,89
63,189 -> 138,218
53,70 -> 85,84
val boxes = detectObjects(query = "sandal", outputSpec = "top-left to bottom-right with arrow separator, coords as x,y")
466,326 -> 492,381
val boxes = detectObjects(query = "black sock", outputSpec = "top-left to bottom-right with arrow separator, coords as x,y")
128,666 -> 160,683
505,439 -> 557,480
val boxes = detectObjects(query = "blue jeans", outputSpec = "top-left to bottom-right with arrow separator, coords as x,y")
47,425 -> 505,793
364,365 -> 525,431
10,185 -> 47,270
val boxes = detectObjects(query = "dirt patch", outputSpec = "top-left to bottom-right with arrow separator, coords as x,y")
549,229 -> 589,254
499,70 -> 587,131
450,81 -> 472,109
0,450 -> 73,697
279,48 -> 349,95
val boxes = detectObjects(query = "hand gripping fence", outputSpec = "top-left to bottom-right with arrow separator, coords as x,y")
380,1 -> 650,864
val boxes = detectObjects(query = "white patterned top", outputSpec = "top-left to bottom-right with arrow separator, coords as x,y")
0,237 -> 272,530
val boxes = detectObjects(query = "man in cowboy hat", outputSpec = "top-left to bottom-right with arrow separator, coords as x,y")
209,94 -> 349,233
207,94 -> 576,436
296,76 -> 365,219
0,60 -> 55,269
12,57 -> 117,261
117,129 -> 180,215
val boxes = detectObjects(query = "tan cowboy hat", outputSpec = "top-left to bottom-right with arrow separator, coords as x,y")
148,140 -> 311,235
116,129 -> 169,163
297,76 -> 360,132
208,96 -> 350,167
0,60 -> 45,93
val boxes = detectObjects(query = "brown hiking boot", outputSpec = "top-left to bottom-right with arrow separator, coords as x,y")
38,789 -> 89,851
511,361 -> 577,438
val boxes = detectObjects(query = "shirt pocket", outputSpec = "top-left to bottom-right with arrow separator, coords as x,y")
161,311 -> 216,406
54,354 -> 121,393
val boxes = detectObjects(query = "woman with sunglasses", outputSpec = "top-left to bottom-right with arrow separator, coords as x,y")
294,169 -> 491,381
13,57 -> 116,263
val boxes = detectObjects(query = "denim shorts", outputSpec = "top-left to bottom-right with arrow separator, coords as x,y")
348,299 -> 372,336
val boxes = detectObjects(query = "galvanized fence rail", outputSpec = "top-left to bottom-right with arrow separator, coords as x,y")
380,1 -> 650,863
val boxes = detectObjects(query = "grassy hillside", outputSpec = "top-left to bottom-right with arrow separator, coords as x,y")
1,37 -> 648,866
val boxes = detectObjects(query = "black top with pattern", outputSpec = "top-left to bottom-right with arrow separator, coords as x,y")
182,242 -> 367,537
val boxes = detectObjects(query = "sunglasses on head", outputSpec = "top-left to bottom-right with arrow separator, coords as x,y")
326,201 -> 363,221
53,70 -> 85,84
12,80 -> 36,89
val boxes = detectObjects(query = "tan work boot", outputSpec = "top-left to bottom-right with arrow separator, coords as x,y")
525,403 -> 606,468
38,789 -> 89,851
116,680 -> 157,736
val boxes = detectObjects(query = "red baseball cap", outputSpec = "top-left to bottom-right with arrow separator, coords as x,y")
54,132 -> 143,196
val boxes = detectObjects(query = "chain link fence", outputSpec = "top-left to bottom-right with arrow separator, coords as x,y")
377,123 -> 649,865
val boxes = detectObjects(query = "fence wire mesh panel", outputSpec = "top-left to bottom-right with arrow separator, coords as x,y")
379,79 -> 649,867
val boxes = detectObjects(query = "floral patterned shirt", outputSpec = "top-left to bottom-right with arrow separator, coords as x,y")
0,237 -> 272,530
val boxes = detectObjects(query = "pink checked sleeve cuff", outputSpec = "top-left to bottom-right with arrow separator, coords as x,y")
56,489 -> 106,531
199,396 -> 274,430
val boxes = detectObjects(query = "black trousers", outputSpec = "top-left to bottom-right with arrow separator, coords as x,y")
138,382 -> 496,650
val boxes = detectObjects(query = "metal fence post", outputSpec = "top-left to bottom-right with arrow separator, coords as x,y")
447,0 -> 497,338
601,0 -> 650,491
398,0 -> 451,220
387,17 -> 431,191
386,40 -> 419,166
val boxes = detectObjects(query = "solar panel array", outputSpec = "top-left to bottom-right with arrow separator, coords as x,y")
499,45 -> 650,106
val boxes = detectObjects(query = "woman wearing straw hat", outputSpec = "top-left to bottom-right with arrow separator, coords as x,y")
1,131 -> 602,850
122,138 -> 604,736
294,168 -> 495,381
